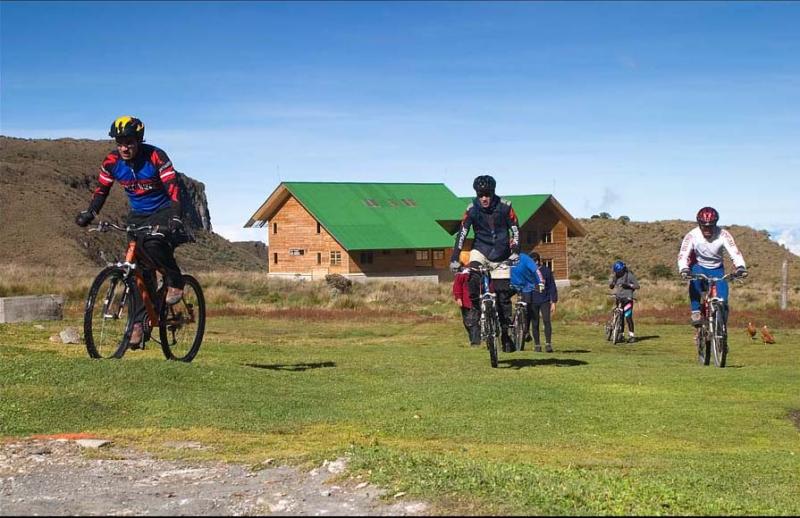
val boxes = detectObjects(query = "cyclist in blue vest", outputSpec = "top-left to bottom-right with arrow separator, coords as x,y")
519,252 -> 558,352
75,116 -> 188,346
449,174 -> 520,352
509,251 -> 546,351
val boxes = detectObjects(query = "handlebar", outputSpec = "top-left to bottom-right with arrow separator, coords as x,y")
687,272 -> 739,283
88,221 -> 156,234
466,260 -> 513,275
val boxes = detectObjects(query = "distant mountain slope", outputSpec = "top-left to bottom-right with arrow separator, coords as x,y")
0,136 -> 265,271
3,136 -> 795,282
568,218 -> 799,286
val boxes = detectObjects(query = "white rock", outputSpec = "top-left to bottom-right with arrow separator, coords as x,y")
326,458 -> 347,474
75,439 -> 111,449
405,502 -> 428,513
59,327 -> 81,344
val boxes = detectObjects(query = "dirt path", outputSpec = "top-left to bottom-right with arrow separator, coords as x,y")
0,437 -> 430,516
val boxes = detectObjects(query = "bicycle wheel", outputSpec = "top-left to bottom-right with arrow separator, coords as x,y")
512,305 -> 527,352
712,307 -> 727,368
484,302 -> 498,368
613,311 -> 625,344
84,267 -> 133,359
696,326 -> 711,366
604,314 -> 614,341
159,274 -> 206,362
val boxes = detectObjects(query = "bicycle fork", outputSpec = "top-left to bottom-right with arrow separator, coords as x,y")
101,277 -> 129,320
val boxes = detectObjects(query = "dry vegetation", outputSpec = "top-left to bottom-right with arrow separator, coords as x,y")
2,264 -> 797,328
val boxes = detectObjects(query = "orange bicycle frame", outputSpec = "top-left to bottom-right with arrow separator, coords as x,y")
125,240 -> 160,326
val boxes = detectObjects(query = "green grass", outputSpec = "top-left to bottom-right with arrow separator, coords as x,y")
1,313 -> 799,515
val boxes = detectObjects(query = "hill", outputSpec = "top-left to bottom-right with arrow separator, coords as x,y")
0,136 -> 266,271
568,217 -> 799,286
2,136 -> 796,284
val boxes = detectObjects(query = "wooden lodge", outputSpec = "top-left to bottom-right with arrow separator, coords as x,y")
244,182 -> 586,284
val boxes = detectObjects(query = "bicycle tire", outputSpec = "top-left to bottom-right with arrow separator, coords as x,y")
712,306 -> 727,368
159,274 -> 206,362
613,311 -> 625,344
484,302 -> 498,368
697,325 -> 711,366
512,304 -> 527,352
84,267 -> 133,359
604,312 -> 614,341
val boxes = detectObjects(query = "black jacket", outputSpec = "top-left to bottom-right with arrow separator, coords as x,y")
450,195 -> 520,263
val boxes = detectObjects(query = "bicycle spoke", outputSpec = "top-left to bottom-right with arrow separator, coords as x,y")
84,268 -> 131,359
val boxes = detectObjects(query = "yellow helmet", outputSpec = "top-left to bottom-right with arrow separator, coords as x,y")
108,116 -> 144,141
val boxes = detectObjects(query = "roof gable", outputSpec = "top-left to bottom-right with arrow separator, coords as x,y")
247,182 -> 466,250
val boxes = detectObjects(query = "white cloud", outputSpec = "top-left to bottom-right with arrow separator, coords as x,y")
771,227 -> 800,257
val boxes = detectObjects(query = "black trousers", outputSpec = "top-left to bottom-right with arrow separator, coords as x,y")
525,295 -> 552,345
467,273 -> 512,333
460,307 -> 480,344
127,207 -> 185,324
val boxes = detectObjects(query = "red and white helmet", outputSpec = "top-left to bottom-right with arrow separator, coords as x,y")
696,206 -> 719,227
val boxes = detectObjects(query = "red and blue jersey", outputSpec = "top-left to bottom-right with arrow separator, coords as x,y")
88,144 -> 180,216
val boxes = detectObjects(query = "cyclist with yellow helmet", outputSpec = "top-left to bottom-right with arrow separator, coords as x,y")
75,116 -> 189,346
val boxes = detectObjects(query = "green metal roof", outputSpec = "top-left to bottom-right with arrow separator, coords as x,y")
499,195 -> 551,224
284,182 -> 467,250
453,194 -> 551,237
456,195 -> 550,225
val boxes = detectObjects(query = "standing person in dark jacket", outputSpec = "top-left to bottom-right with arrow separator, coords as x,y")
527,252 -> 558,352
449,175 -> 521,352
608,260 -> 640,343
452,266 -> 481,346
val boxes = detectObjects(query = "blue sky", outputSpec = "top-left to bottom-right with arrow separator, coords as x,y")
2,1 -> 799,255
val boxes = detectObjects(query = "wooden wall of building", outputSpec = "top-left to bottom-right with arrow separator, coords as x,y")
268,196 -> 349,276
519,205 -> 570,280
348,247 -> 450,274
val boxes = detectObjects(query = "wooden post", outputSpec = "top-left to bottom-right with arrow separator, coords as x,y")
781,258 -> 788,310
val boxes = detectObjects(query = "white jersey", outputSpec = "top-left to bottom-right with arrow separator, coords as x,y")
677,227 -> 746,271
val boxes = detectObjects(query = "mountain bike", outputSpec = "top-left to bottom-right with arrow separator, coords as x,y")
509,296 -> 528,352
83,221 -> 205,362
688,272 -> 739,368
469,263 -> 503,368
604,295 -> 626,344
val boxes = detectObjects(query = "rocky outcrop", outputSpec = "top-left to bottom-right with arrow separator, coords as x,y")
177,173 -> 212,231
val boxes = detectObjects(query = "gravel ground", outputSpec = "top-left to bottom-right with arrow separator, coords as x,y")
0,437 -> 430,516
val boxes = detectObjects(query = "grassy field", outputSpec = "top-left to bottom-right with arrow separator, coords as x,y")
1,302 -> 798,515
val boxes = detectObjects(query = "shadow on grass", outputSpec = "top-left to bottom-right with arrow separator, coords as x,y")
245,361 -> 336,371
499,358 -> 588,369
558,349 -> 592,353
787,410 -> 800,432
634,335 -> 660,342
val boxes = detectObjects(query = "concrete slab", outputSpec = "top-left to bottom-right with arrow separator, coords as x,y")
0,295 -> 64,323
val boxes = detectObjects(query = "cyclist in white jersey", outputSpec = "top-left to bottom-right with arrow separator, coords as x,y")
677,206 -> 747,327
